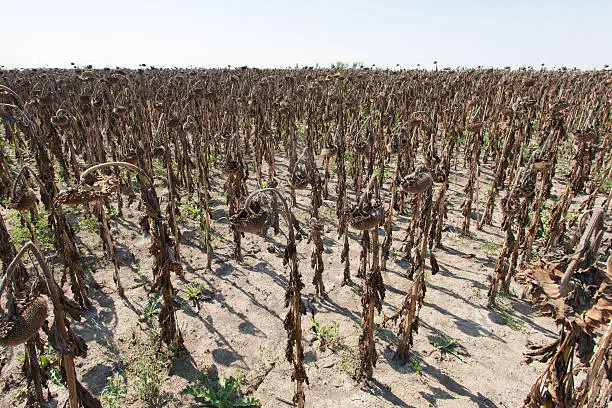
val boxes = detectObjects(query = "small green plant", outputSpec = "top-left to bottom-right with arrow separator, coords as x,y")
101,374 -> 127,408
482,133 -> 490,152
522,144 -> 540,163
180,199 -> 203,222
137,292 -> 162,324
496,288 -> 517,300
81,213 -> 99,233
209,232 -> 225,243
181,369 -> 260,407
482,240 -> 500,255
566,210 -> 578,223
185,282 -> 212,310
373,165 -> 390,178
135,263 -> 144,280
67,209 -> 82,233
339,346 -> 359,378
352,283 -> 362,297
186,282 -> 205,301
8,209 -> 53,251
254,345 -> 267,369
427,335 -> 468,361
344,149 -> 352,162
497,305 -> 525,332
309,317 -> 340,351
471,288 -> 481,299
12,385 -> 27,402
38,343 -> 63,386
110,205 -> 121,219
154,163 -> 166,179
129,336 -> 170,403
411,356 -> 422,373
389,248 -> 398,261
540,208 -> 552,237
15,351 -> 25,363
599,174 -> 612,194
99,333 -> 122,366
296,122 -> 306,136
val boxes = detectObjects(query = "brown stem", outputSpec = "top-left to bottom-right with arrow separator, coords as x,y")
396,188 -> 432,361
559,208 -> 603,296
6,242 -> 83,408
245,188 -> 306,407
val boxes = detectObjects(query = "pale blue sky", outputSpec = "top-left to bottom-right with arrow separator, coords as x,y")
1,0 -> 610,69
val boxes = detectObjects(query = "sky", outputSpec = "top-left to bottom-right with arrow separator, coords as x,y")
1,0 -> 610,70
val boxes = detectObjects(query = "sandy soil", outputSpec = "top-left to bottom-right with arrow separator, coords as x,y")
2,151 -> 607,408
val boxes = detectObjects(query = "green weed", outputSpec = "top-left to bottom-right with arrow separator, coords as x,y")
427,335 -> 467,361
374,165 -> 390,178
339,346 -> 359,378
101,374 -> 127,408
128,335 -> 170,403
38,343 -> 63,386
15,351 -> 25,363
136,292 -> 162,324
309,317 -> 340,351
497,305 -> 525,332
180,199 -> 203,222
411,356 -> 422,373
7,209 -> 53,251
540,208 -> 552,238
12,385 -> 27,402
80,213 -> 99,234
389,248 -> 398,261
110,205 -> 121,219
181,369 -> 260,407
481,240 -> 500,254
134,263 -> 145,281
185,282 -> 212,309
